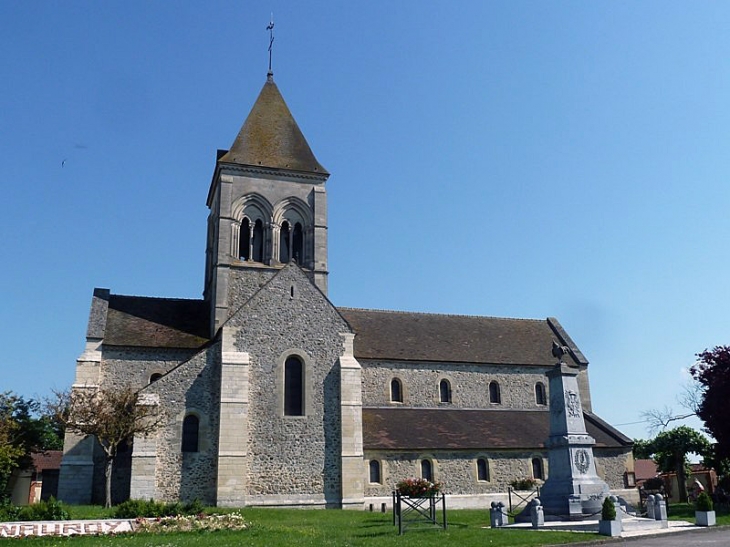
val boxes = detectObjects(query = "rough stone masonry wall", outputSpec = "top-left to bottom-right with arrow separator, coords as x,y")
89,347 -> 199,503
361,361 -> 551,409
363,450 -> 547,497
100,347 -> 199,392
227,268 -> 277,317
594,448 -> 632,490
227,266 -> 351,504
141,343 -> 221,504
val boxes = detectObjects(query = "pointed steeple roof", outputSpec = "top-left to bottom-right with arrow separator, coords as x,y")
219,75 -> 328,175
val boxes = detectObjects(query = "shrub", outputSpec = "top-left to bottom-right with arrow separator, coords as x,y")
696,491 -> 714,512
510,477 -> 538,490
601,496 -> 616,521
0,500 -> 21,522
114,498 -> 206,519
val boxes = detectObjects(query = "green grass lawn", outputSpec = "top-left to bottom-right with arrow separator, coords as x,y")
667,502 -> 730,525
1,508 -> 601,546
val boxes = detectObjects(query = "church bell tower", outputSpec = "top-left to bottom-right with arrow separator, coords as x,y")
204,73 -> 330,335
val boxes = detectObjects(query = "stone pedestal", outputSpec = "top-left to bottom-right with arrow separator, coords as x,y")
538,358 -> 610,518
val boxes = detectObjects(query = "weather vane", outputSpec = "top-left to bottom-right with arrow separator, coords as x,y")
267,14 -> 275,76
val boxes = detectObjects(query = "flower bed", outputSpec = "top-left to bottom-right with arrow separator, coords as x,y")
134,512 -> 248,533
396,478 -> 441,498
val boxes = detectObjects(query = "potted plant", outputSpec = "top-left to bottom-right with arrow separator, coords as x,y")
598,496 -> 621,537
695,491 -> 715,526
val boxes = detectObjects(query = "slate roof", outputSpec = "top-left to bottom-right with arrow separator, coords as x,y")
338,308 -> 585,366
362,408 -> 632,451
103,294 -> 210,348
218,76 -> 328,174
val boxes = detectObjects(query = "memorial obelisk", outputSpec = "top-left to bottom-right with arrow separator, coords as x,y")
539,342 -> 610,518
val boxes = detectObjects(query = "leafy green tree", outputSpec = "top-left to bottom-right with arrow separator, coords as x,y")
0,392 -> 63,499
634,426 -> 712,502
692,346 -> 730,461
50,387 -> 162,508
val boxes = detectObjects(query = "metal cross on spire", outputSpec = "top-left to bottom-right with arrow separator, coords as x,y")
267,14 -> 275,76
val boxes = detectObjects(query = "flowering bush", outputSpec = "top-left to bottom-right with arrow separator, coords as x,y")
510,477 -> 538,490
133,512 -> 248,533
396,478 -> 441,497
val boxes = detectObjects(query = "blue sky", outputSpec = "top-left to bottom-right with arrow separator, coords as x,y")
2,1 -> 729,441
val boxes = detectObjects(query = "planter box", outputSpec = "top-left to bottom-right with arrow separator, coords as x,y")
695,510 -> 716,527
598,520 -> 622,537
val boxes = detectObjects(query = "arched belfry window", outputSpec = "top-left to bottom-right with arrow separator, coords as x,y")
292,222 -> 303,263
439,379 -> 451,403
284,356 -> 304,416
182,415 -> 199,453
420,459 -> 433,482
489,381 -> 501,404
239,218 -> 251,260
149,373 -> 162,384
252,219 -> 264,262
535,382 -> 547,406
390,378 -> 403,403
280,221 -> 291,263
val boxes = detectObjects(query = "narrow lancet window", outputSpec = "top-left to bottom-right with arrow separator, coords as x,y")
252,219 -> 264,262
240,218 -> 251,260
477,458 -> 489,481
390,378 -> 403,403
181,415 -> 199,453
532,457 -> 544,480
292,222 -> 303,263
535,382 -> 547,405
284,356 -> 304,416
280,221 -> 291,263
420,459 -> 433,482
439,379 -> 451,403
369,460 -> 381,484
489,381 -> 501,404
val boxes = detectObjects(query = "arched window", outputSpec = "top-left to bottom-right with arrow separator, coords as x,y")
420,459 -> 433,482
252,219 -> 264,262
369,460 -> 381,484
439,379 -> 451,403
239,218 -> 251,260
181,415 -> 199,453
292,222 -> 303,263
280,221 -> 291,263
149,373 -> 162,384
477,458 -> 489,482
489,381 -> 501,404
535,382 -> 547,405
284,356 -> 304,416
532,457 -> 544,480
390,378 -> 403,403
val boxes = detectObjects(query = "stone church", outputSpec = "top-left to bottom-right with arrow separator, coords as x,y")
58,72 -> 633,508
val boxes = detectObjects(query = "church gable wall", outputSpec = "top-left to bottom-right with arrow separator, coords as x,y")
99,347 -> 199,393
227,268 -> 277,315
136,343 -> 221,504
227,266 -> 350,503
361,361 -> 551,410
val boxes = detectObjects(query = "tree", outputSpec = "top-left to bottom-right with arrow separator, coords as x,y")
50,387 -> 162,508
0,392 -> 64,500
692,346 -> 730,461
634,426 -> 712,502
